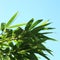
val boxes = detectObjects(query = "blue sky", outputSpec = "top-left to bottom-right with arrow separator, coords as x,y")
0,0 -> 60,60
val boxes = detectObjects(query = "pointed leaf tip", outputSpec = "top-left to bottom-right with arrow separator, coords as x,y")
30,19 -> 43,29
25,18 -> 34,31
6,12 -> 18,28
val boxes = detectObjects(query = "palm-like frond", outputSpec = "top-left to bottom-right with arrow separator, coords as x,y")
0,13 -> 55,60
20,19 -> 55,60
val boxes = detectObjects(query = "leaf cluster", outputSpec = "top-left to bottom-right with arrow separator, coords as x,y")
0,12 -> 55,60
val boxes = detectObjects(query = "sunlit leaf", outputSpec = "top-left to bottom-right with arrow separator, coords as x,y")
8,23 -> 26,28
6,11 -> 18,27
40,20 -> 49,26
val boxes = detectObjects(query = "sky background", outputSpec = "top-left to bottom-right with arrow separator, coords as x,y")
0,0 -> 60,60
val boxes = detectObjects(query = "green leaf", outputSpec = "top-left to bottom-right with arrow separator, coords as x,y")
31,26 -> 44,33
25,53 -> 38,60
40,20 -> 49,26
14,27 -> 23,37
38,51 -> 50,60
8,23 -> 26,28
30,19 -> 43,29
0,17 -> 55,60
1,23 -> 6,31
2,55 -> 9,60
38,44 -> 53,55
30,53 -> 38,60
40,32 -> 53,34
31,23 -> 51,33
25,18 -> 34,31
30,48 -> 50,60
41,22 -> 51,27
45,49 -> 53,55
31,33 -> 55,44
43,27 -> 55,30
6,29 -> 13,37
39,34 -> 56,41
6,11 -> 18,27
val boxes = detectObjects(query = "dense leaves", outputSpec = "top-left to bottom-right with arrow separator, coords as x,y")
0,12 -> 55,60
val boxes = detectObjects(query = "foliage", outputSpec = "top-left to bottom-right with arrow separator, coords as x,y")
0,12 -> 55,60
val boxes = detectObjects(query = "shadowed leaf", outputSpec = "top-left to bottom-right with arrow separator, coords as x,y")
38,52 -> 50,60
1,23 -> 6,31
30,19 -> 43,29
40,32 -> 53,34
25,18 -> 34,31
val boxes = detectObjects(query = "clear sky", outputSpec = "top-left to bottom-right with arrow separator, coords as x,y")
0,0 -> 60,60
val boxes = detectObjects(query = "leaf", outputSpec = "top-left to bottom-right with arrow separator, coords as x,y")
41,22 -> 51,27
31,33 -> 55,44
31,23 -> 51,33
25,53 -> 38,60
40,32 -> 53,34
6,11 -> 18,27
38,44 -> 53,55
31,26 -> 44,33
31,26 -> 43,33
38,51 -> 50,60
30,53 -> 38,60
3,55 -> 9,60
40,20 -> 49,26
14,27 -> 23,37
45,49 -> 53,55
6,29 -> 13,37
37,33 -> 56,41
25,18 -> 34,31
1,23 -> 6,31
30,49 -> 50,60
44,27 -> 55,30
30,19 -> 43,29
8,23 -> 26,28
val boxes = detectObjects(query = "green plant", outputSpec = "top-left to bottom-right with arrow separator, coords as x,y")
0,12 -> 55,60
